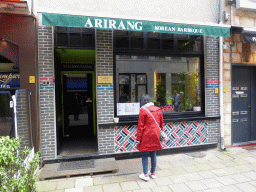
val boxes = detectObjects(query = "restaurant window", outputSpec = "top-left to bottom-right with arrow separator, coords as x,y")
115,55 -> 202,116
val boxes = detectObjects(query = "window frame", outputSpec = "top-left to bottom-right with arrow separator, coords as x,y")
113,32 -> 205,121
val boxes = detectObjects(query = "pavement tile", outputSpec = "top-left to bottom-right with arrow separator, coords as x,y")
203,188 -> 222,192
195,163 -> 214,171
200,178 -> 224,188
235,182 -> 256,192
234,165 -> 255,173
220,160 -> 238,167
168,183 -> 192,192
133,189 -> 153,192
170,167 -> 188,175
82,185 -> 103,192
215,154 -> 234,160
207,162 -> 226,169
156,169 -> 173,177
151,185 -> 172,192
194,158 -> 211,164
185,180 -> 208,191
36,181 -> 58,191
229,173 -> 252,183
211,168 -> 229,177
93,176 -> 112,185
222,167 -> 240,175
153,177 -> 173,186
75,178 -> 93,188
183,172 -> 204,181
249,181 -> 256,187
182,165 -> 201,172
218,185 -> 243,192
198,170 -> 217,179
56,179 -> 76,190
120,181 -> 140,191
102,183 -> 122,192
243,157 -> 256,163
65,188 -> 83,192
111,175 -> 132,183
215,176 -> 238,185
169,174 -> 189,183
232,158 -> 250,165
137,179 -> 157,189
241,171 -> 256,179
157,162 -> 172,169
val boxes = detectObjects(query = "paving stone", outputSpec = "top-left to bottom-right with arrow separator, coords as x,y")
151,185 -> 172,192
83,185 -> 103,192
200,178 -> 224,188
36,181 -> 58,191
133,189 -> 153,192
111,175 -> 131,183
153,177 -> 173,186
75,178 -> 93,188
242,157 -> 256,163
65,188 -> 83,192
185,180 -> 208,191
170,167 -> 188,175
235,182 -> 256,192
220,160 -> 238,167
137,179 -> 157,189
198,171 -> 217,179
249,181 -> 256,187
215,176 -> 238,185
195,163 -> 214,171
157,162 -> 172,169
120,181 -> 140,191
230,173 -> 252,183
156,169 -> 173,177
241,171 -> 256,179
232,158 -> 250,165
222,167 -> 240,175
102,183 -> 122,192
218,185 -> 243,192
168,183 -> 192,192
234,165 -> 255,173
183,172 -> 204,181
182,165 -> 201,172
169,174 -> 189,183
93,176 -> 112,185
211,168 -> 228,177
203,188 -> 222,192
207,162 -> 226,169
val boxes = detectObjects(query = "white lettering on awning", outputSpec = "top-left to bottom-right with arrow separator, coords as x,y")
85,18 -> 93,27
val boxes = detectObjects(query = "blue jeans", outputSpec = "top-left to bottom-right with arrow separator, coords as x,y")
141,151 -> 157,175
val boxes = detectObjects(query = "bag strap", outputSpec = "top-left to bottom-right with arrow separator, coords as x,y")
142,107 -> 161,131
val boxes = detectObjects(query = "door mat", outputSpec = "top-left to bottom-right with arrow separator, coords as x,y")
58,160 -> 95,171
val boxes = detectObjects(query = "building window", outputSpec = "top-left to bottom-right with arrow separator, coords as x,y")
115,55 -> 202,116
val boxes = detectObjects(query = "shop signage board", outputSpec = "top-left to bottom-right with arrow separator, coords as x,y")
98,76 -> 113,84
42,13 -> 230,37
0,73 -> 20,89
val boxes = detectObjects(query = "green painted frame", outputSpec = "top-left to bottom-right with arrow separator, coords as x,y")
60,71 -> 97,136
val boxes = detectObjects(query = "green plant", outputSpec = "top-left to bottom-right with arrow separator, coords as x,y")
0,136 -> 41,192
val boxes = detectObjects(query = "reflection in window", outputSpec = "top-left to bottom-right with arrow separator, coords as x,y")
116,55 -> 201,115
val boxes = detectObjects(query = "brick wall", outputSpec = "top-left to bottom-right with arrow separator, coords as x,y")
205,36 -> 220,144
37,13 -> 56,160
96,29 -> 115,154
16,90 -> 32,151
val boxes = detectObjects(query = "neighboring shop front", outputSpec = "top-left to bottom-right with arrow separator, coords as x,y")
222,0 -> 256,147
0,1 -> 39,151
38,11 -> 230,163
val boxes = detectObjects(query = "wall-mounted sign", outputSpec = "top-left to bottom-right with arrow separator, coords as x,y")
29,76 -> 35,84
0,73 -> 20,89
237,0 -> 256,10
98,76 -> 113,84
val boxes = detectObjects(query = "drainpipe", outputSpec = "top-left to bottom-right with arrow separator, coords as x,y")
219,0 -> 226,150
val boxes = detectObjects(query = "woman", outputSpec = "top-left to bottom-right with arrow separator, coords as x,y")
136,94 -> 164,181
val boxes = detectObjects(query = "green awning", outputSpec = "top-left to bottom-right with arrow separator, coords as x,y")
43,13 -> 230,37
55,49 -> 95,64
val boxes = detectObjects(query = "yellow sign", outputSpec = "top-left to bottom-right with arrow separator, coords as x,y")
29,76 -> 35,84
98,76 -> 113,84
215,88 -> 219,94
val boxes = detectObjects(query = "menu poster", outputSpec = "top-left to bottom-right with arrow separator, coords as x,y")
117,103 -> 140,116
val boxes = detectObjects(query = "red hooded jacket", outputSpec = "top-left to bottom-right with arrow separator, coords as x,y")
136,105 -> 164,152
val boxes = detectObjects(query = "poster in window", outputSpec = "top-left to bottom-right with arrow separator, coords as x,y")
117,103 -> 140,115
119,75 -> 129,84
137,75 -> 147,84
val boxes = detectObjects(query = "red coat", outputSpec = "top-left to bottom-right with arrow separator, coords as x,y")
136,105 -> 164,152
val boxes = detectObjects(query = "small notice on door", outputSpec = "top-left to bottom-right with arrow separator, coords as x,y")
235,91 -> 244,94
117,103 -> 140,116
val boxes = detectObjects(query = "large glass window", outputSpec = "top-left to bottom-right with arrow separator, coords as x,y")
116,55 -> 201,116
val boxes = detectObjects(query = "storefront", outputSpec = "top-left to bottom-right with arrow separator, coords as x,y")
0,0 -> 38,151
37,10 -> 231,163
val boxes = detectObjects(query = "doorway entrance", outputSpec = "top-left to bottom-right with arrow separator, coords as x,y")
231,66 -> 256,145
58,71 -> 97,156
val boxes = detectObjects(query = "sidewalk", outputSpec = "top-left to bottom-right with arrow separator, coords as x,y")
36,147 -> 256,192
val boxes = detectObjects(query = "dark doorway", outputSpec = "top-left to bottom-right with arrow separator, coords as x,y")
58,72 -> 97,156
232,66 -> 256,145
